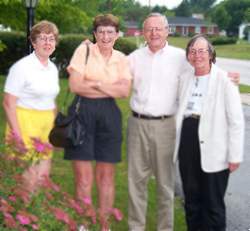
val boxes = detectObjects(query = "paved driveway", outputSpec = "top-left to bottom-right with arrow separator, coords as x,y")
226,105 -> 250,231
216,57 -> 250,86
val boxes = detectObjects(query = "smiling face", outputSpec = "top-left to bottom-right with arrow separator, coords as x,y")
187,38 -> 211,76
32,32 -> 56,60
143,15 -> 168,53
94,25 -> 119,52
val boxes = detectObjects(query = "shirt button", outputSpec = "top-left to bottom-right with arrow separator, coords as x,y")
200,141 -> 204,144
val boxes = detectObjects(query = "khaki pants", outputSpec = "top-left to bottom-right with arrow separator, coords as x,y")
127,116 -> 176,231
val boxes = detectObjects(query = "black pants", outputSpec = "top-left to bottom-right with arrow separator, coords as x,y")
178,117 -> 229,231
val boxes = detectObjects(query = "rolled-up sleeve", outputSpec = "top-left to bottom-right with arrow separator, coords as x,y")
120,56 -> 133,80
67,43 -> 87,76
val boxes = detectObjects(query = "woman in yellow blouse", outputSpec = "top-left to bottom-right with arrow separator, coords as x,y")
65,14 -> 132,231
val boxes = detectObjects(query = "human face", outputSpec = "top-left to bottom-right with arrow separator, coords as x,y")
94,26 -> 119,52
143,16 -> 168,53
32,33 -> 56,59
187,38 -> 211,76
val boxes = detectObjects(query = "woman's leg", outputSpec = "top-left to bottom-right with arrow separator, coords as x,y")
72,160 -> 94,201
96,162 -> 115,230
178,117 -> 202,231
22,159 -> 51,193
201,169 -> 229,231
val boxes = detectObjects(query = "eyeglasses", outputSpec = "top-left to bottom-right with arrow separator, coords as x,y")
189,49 -> 208,56
37,36 -> 56,43
144,27 -> 167,33
96,30 -> 117,36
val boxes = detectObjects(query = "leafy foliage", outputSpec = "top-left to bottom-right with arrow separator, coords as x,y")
0,133 -> 123,230
0,32 -> 137,76
211,0 -> 250,36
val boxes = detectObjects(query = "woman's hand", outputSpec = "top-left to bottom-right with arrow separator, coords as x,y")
3,93 -> 22,136
228,162 -> 240,172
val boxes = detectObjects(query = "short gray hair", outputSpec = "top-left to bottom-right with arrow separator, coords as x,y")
143,13 -> 168,28
186,34 -> 216,64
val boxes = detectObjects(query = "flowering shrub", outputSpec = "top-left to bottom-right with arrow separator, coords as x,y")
0,131 -> 123,230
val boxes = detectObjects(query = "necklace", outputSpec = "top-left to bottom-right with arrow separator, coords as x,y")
195,78 -> 199,87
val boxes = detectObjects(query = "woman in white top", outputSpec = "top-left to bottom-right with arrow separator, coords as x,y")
3,20 -> 60,193
174,34 -> 244,231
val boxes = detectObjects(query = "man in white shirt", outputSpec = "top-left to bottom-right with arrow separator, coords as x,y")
127,13 -> 239,231
127,13 -> 188,231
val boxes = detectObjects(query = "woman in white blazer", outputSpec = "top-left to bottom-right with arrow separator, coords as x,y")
174,34 -> 244,231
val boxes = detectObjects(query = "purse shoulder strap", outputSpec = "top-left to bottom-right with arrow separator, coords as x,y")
62,44 -> 90,113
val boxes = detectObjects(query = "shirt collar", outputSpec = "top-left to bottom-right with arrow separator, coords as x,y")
92,43 -> 120,64
31,51 -> 53,70
146,41 -> 169,55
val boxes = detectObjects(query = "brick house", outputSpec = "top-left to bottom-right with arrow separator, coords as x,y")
124,16 -> 219,37
167,16 -> 219,36
124,21 -> 141,36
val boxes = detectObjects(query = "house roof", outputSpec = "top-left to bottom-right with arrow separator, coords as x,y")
167,16 -> 217,27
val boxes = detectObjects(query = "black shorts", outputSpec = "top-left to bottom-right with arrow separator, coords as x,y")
64,97 -> 122,163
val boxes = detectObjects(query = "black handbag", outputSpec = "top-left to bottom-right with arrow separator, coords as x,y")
48,44 -> 90,148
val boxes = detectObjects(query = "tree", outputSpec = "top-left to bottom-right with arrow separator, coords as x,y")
37,1 -> 91,33
175,0 -> 192,17
210,4 -> 231,31
188,0 -> 216,12
210,0 -> 250,36
0,0 -> 26,31
0,0 -> 92,34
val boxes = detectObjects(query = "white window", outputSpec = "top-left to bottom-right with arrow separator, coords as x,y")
169,26 -> 176,34
207,26 -> 214,34
195,26 -> 201,33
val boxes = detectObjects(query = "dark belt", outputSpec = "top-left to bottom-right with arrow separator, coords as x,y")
185,114 -> 200,119
132,111 -> 172,120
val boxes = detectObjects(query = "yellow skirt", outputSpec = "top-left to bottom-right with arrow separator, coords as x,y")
6,107 -> 55,160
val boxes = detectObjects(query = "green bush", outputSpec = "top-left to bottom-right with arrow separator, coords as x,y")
210,36 -> 237,45
0,32 -> 26,75
0,32 -> 137,76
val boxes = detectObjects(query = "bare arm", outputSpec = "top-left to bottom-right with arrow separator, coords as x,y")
3,93 -> 22,137
68,70 -> 109,98
94,78 -> 131,98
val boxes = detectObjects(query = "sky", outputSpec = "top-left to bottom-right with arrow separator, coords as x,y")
136,0 -> 223,9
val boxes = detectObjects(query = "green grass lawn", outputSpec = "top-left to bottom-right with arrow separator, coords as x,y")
168,37 -> 250,60
0,77 -> 186,230
126,36 -> 250,60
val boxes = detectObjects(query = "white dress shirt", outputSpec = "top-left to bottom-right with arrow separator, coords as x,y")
128,43 -> 190,116
4,52 -> 59,110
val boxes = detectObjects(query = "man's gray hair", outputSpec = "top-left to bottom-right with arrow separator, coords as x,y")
143,12 -> 168,28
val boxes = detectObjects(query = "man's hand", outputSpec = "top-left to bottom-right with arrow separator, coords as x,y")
228,72 -> 240,85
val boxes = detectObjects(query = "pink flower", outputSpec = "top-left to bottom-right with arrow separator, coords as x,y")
31,137 -> 52,154
8,195 -> 16,202
51,207 -> 70,224
3,213 -> 17,228
5,131 -> 28,156
32,224 -> 39,230
82,196 -> 92,205
16,214 -> 31,225
34,143 -> 46,152
67,198 -> 84,214
109,208 -> 123,221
